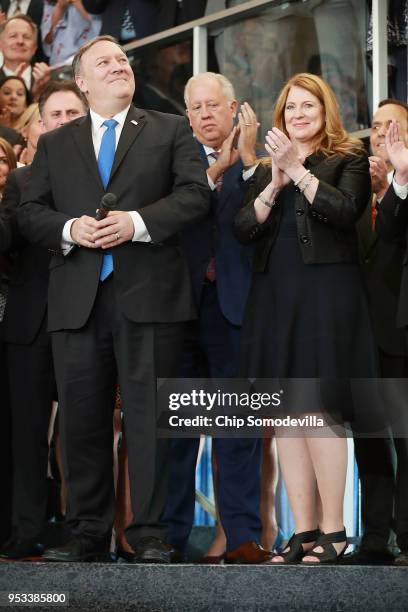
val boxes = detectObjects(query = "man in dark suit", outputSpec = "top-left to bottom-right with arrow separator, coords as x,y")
0,14 -> 50,99
347,101 -> 408,566
0,80 -> 88,561
376,117 -> 408,566
18,35 -> 209,563
0,0 -> 46,62
164,72 -> 269,565
83,0 -> 157,42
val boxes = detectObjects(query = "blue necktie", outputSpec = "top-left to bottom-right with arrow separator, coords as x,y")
98,119 -> 118,281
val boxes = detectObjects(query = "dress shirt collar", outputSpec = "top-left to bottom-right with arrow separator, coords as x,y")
203,145 -> 218,157
89,105 -> 131,132
1,63 -> 32,90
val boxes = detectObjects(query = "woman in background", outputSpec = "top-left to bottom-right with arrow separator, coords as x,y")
234,73 -> 374,564
0,77 -> 31,131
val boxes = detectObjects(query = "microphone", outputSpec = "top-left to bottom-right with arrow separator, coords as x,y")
95,193 -> 117,221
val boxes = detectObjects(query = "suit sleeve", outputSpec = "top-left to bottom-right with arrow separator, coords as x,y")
136,116 -> 210,242
376,182 -> 408,242
17,135 -> 71,251
309,153 -> 371,229
233,163 -> 275,244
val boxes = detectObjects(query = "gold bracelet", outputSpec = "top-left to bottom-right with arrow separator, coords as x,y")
258,193 -> 275,209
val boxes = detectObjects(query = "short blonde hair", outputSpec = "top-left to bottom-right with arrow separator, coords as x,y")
273,73 -> 364,157
184,72 -> 236,107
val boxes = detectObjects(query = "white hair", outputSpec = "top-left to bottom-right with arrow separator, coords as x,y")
184,72 -> 236,107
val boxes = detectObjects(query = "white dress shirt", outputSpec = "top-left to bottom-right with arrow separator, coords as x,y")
377,169 -> 408,203
62,105 -> 151,251
7,0 -> 30,17
1,63 -> 32,90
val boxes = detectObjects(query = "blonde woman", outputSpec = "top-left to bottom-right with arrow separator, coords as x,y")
234,73 -> 375,564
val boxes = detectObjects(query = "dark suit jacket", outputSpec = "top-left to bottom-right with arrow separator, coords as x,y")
376,182 -> 408,329
357,196 -> 406,356
234,152 -> 371,269
82,0 -> 158,40
0,0 -> 46,63
1,166 -> 51,345
181,144 -> 253,327
18,105 -> 210,332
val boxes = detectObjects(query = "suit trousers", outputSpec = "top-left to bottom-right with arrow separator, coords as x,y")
52,275 -> 185,545
164,282 -> 262,552
7,316 -> 55,540
354,348 -> 408,552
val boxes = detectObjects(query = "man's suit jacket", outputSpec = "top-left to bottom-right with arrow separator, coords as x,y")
357,197 -> 406,356
1,166 -> 51,345
181,144 -> 253,327
376,183 -> 408,329
0,0 -> 46,63
82,0 -> 158,40
18,105 -> 210,332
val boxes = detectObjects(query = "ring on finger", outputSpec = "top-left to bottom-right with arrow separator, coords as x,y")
271,145 -> 278,152
115,232 -> 120,241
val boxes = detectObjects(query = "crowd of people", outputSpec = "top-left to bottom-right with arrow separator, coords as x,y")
0,6 -> 407,570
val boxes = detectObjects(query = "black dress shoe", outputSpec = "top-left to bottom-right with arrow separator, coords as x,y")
340,549 -> 395,565
165,544 -> 186,564
0,537 -> 44,561
132,537 -> 170,564
42,536 -> 110,562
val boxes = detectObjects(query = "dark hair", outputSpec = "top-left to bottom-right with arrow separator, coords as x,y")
0,14 -> 38,39
378,98 -> 408,119
38,80 -> 88,117
0,75 -> 32,106
72,35 -> 125,77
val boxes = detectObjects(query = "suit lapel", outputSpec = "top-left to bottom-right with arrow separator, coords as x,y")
71,114 -> 103,189
109,105 -> 146,184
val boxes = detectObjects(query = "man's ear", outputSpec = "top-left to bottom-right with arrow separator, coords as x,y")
230,99 -> 238,118
186,108 -> 193,129
75,75 -> 87,95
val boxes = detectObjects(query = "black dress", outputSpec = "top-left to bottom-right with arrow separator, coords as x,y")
241,183 -> 378,379
237,166 -> 379,424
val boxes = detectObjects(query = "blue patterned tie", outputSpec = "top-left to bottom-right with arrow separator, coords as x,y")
98,119 -> 118,281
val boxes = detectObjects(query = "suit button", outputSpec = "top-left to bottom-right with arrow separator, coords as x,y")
300,235 -> 310,244
295,209 -> 304,216
323,217 -> 328,223
311,211 -> 317,217
318,214 -> 323,220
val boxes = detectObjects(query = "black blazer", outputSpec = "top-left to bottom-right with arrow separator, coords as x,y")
83,0 -> 158,39
18,105 -> 210,332
376,182 -> 408,329
1,166 -> 51,345
234,152 -> 371,269
357,197 -> 406,356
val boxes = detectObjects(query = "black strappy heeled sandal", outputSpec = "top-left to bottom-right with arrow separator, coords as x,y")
269,529 -> 320,564
301,528 -> 347,565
